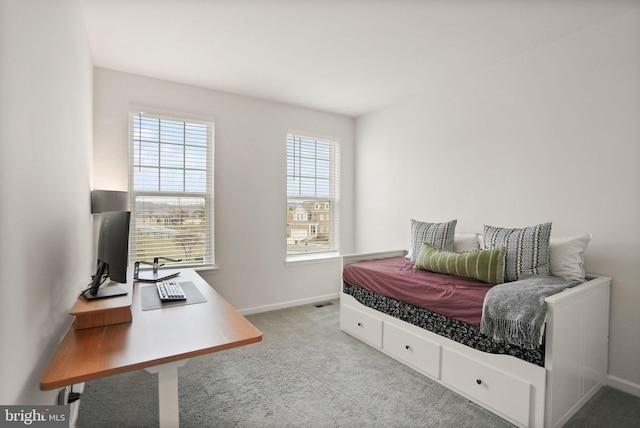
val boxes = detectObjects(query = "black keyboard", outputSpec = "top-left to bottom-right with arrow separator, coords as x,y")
156,280 -> 187,301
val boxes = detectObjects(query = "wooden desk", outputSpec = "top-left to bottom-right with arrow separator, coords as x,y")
41,269 -> 262,427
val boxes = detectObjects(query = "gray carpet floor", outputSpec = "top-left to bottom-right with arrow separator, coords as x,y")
77,300 -> 640,427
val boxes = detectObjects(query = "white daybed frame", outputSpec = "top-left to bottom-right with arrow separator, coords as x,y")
340,250 -> 610,428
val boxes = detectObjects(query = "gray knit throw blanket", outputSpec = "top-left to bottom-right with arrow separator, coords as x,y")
480,275 -> 579,349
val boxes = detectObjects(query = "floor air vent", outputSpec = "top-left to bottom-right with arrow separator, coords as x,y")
313,302 -> 334,308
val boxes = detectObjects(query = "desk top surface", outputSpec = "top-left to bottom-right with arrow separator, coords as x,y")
40,269 -> 262,390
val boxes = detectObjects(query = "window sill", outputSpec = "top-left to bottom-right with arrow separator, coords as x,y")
285,252 -> 341,266
193,264 -> 219,272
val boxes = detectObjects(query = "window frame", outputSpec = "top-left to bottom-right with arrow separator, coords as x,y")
286,132 -> 340,261
128,110 -> 215,269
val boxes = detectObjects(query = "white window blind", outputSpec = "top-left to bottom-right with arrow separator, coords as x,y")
286,133 -> 340,257
128,112 -> 214,267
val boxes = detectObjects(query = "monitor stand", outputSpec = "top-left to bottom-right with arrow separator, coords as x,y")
83,283 -> 128,300
135,271 -> 180,283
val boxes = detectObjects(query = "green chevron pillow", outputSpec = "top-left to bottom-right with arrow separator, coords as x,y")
415,243 -> 506,284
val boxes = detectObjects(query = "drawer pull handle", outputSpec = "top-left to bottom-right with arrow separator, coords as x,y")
476,379 -> 482,385
405,345 -> 411,350
357,322 -> 362,327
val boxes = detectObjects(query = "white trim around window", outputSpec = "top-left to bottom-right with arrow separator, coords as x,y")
128,110 -> 215,269
286,132 -> 340,261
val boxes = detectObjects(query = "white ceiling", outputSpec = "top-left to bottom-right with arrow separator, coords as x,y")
80,0 -> 639,117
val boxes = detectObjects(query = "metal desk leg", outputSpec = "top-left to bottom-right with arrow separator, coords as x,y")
145,360 -> 189,428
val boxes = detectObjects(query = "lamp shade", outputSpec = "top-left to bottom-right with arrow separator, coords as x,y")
91,190 -> 129,214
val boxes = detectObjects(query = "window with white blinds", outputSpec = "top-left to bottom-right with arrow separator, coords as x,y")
128,112 -> 214,267
286,133 -> 340,258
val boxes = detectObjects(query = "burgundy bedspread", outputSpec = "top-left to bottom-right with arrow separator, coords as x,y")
342,256 -> 494,327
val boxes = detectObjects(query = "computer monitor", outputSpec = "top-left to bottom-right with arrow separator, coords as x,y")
84,210 -> 131,300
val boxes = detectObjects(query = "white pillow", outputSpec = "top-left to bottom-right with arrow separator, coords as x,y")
453,234 -> 481,253
549,234 -> 592,281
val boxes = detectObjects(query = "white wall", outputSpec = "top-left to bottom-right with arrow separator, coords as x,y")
93,68 -> 354,313
0,0 -> 93,404
355,10 -> 640,391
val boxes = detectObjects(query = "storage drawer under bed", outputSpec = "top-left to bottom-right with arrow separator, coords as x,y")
340,304 -> 383,348
441,348 -> 532,427
383,322 -> 441,379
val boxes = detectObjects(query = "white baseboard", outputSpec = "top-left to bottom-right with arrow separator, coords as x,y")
608,375 -> 640,398
238,293 -> 340,316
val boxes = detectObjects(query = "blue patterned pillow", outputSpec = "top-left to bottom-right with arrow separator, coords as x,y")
408,219 -> 457,262
483,222 -> 552,282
